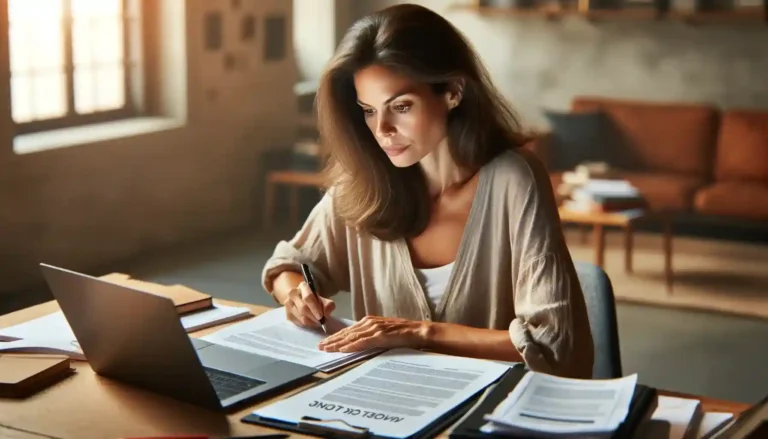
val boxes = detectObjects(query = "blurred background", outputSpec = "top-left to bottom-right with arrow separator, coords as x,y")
1,0 -> 767,405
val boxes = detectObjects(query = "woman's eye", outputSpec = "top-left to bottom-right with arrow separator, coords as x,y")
362,108 -> 375,117
393,104 -> 411,113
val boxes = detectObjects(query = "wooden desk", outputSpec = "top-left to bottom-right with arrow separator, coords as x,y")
0,300 -> 750,439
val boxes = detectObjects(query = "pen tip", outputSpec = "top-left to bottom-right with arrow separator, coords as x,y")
321,323 -> 328,334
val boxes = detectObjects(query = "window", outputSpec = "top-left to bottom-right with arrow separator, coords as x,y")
9,0 -> 138,134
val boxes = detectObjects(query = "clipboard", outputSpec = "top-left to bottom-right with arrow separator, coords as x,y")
241,364 -> 525,439
448,368 -> 658,439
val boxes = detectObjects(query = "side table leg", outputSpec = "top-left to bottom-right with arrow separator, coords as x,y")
594,225 -> 605,268
664,219 -> 673,293
264,181 -> 275,229
581,225 -> 590,244
625,224 -> 634,273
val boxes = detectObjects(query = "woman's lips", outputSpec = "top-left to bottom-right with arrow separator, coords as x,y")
382,145 -> 408,157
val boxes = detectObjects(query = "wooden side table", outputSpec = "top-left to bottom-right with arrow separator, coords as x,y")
263,170 -> 324,228
558,208 -> 674,292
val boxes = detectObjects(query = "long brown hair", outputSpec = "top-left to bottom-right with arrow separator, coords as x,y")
316,4 -> 529,241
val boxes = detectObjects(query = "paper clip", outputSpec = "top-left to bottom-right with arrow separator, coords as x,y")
297,417 -> 371,438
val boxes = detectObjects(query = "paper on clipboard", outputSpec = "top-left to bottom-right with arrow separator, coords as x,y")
250,348 -> 510,438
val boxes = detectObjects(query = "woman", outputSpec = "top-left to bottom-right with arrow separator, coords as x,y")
263,4 -> 594,378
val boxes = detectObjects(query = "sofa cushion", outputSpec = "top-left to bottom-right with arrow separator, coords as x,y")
617,172 -> 704,212
694,182 -> 768,220
714,110 -> 768,184
572,97 -> 719,178
543,110 -> 626,171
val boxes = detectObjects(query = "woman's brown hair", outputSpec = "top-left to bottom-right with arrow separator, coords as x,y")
316,3 -> 529,241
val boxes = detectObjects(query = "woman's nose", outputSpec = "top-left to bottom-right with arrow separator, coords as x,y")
376,117 -> 396,137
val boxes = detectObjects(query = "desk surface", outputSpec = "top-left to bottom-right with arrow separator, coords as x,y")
0,300 -> 751,439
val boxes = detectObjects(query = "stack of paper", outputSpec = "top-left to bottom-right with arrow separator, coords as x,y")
201,307 -> 382,372
481,371 -> 638,437
637,395 -> 703,439
0,304 -> 252,360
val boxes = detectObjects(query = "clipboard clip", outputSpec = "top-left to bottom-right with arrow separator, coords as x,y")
298,416 -> 371,438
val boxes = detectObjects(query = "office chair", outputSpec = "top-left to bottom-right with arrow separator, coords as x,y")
574,261 -> 623,379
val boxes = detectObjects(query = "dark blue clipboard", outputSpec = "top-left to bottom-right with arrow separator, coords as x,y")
241,364 -> 524,439
448,368 -> 658,439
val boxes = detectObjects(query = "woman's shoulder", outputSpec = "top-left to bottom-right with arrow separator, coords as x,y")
483,148 -> 552,192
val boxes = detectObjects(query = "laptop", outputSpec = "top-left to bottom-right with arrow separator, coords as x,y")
39,263 -> 317,411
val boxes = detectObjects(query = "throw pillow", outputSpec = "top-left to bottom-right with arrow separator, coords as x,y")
543,110 -> 625,172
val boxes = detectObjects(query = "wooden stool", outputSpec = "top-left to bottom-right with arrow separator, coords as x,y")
263,170 -> 324,228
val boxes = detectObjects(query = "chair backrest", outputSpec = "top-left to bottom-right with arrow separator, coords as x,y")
573,261 -> 623,379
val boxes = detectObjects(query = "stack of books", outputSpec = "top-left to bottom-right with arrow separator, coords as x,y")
556,161 -> 617,199
562,179 -> 646,213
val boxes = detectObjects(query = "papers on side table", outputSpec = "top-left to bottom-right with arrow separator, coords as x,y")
481,371 -> 638,437
200,307 -> 382,372
250,348 -> 510,439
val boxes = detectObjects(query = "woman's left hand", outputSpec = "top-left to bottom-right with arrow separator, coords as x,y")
318,315 -> 430,353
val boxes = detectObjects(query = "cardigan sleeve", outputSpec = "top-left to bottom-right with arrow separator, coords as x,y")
506,150 -> 595,378
261,192 -> 351,299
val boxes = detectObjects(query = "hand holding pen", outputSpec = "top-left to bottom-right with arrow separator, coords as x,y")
283,263 -> 335,332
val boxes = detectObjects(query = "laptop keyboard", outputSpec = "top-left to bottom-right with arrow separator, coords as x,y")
204,367 -> 265,400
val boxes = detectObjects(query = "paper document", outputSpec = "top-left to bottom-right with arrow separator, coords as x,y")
200,307 -> 381,372
482,371 -> 638,437
697,412 -> 734,439
0,339 -> 86,361
0,305 -> 251,360
637,396 -> 703,439
252,348 -> 510,438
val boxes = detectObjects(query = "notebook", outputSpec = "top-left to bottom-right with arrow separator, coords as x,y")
0,354 -> 74,398
99,273 -> 213,314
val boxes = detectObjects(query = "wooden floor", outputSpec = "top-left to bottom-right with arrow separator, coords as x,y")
564,228 -> 768,319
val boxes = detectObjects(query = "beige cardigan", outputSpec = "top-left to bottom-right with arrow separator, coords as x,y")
262,149 -> 595,378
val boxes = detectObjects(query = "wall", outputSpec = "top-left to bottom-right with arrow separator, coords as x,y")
294,0 -> 359,81
294,0 -> 336,81
0,0 -> 296,294
340,0 -> 768,129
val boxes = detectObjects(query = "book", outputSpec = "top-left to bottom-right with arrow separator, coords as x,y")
0,354 -> 74,398
99,273 -> 213,314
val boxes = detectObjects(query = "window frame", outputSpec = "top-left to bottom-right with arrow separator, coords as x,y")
10,0 -> 136,135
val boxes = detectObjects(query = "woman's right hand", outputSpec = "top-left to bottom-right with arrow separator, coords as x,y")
283,281 -> 336,328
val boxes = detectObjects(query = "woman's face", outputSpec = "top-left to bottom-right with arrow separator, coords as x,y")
354,65 -> 455,168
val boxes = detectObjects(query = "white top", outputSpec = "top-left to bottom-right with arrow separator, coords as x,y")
415,262 -> 455,311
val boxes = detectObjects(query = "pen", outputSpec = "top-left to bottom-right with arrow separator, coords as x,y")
300,263 -> 327,334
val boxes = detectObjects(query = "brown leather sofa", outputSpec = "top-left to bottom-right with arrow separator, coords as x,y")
529,96 -> 768,223
694,110 -> 768,221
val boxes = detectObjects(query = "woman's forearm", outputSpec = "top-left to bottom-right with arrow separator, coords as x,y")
422,322 -> 524,363
270,271 -> 304,305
